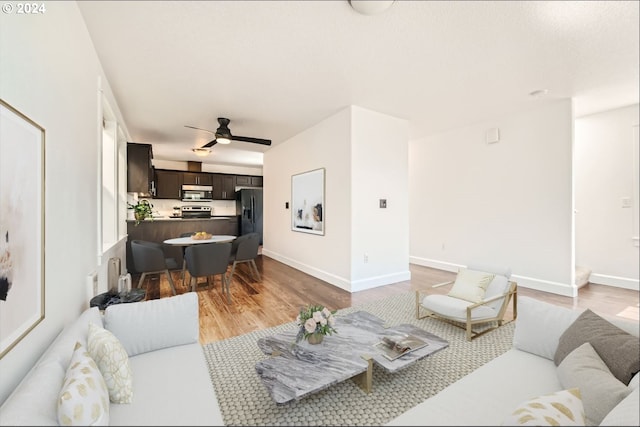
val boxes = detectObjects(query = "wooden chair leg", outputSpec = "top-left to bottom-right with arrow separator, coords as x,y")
137,272 -> 147,289
250,260 -> 261,281
165,270 -> 177,295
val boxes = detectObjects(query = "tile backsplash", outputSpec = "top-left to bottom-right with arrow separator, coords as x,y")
127,194 -> 237,218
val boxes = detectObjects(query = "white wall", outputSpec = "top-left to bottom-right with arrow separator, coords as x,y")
350,106 -> 410,290
575,104 -> 640,290
263,108 -> 353,289
263,106 -> 410,291
0,2 -> 125,404
409,99 -> 575,296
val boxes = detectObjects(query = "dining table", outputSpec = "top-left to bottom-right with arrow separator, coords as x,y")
163,235 -> 237,286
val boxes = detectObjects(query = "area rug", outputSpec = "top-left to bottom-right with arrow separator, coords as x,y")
202,292 -> 515,426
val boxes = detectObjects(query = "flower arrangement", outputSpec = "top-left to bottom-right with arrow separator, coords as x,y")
295,304 -> 337,343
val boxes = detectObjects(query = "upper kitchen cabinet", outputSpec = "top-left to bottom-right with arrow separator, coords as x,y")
127,143 -> 154,195
236,175 -> 263,187
211,174 -> 235,200
154,169 -> 182,199
182,172 -> 212,186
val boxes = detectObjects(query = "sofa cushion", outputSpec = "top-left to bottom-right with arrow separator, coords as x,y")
554,309 -> 640,385
556,342 -> 630,425
513,297 -> 581,361
57,342 -> 109,426
421,294 -> 497,322
108,343 -> 223,426
599,387 -> 640,426
104,293 -> 199,357
87,322 -> 133,404
447,268 -> 495,303
500,388 -> 585,426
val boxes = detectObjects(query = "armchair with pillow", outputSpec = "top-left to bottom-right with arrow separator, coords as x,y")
415,264 -> 517,340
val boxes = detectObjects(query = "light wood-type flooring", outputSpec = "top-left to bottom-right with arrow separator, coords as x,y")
136,254 -> 639,345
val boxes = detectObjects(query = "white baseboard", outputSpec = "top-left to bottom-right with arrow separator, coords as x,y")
409,256 -> 577,297
262,249 -> 411,293
589,273 -> 639,291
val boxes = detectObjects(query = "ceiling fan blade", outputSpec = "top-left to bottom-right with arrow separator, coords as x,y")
231,135 -> 272,146
202,139 -> 218,148
185,125 -> 215,134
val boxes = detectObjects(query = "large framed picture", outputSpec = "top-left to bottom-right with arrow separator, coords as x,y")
0,99 -> 45,359
291,168 -> 325,235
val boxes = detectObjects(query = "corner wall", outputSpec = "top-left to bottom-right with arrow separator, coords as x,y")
409,99 -> 575,296
575,104 -> 640,290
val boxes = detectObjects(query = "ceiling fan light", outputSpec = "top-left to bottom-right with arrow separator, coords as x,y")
216,137 -> 231,144
192,148 -> 211,157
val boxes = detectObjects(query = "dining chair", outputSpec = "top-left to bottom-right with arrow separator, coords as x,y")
130,240 -> 178,295
228,232 -> 261,283
184,242 -> 233,302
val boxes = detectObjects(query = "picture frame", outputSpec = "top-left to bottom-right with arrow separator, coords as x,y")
0,99 -> 45,359
291,168 -> 325,235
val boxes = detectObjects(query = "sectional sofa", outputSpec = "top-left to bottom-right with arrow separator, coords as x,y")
1,293 -> 637,426
387,296 -> 639,426
0,293 -> 223,426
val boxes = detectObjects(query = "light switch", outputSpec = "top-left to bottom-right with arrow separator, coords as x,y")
621,197 -> 632,208
379,199 -> 387,208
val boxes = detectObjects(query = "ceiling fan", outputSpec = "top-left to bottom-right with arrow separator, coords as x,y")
185,117 -> 272,148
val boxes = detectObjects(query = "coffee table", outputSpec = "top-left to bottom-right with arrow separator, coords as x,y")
255,310 -> 449,404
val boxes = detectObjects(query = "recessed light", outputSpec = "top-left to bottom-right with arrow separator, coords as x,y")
192,148 -> 211,157
529,89 -> 549,97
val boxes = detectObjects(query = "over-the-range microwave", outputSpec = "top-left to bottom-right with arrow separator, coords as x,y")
181,184 -> 213,201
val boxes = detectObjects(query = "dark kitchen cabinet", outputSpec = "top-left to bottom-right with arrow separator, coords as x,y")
211,174 -> 236,200
236,175 -> 263,187
154,169 -> 182,199
182,172 -> 212,186
127,143 -> 154,195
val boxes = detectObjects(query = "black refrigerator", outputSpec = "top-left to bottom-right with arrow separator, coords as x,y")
236,188 -> 263,244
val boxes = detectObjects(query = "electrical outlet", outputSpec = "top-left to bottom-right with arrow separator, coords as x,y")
379,199 -> 387,208
364,253 -> 369,263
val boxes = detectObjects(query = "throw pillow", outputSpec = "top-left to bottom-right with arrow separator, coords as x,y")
501,388 -> 585,426
556,342 -> 631,425
57,342 -> 109,426
87,322 -> 133,404
447,268 -> 495,303
599,387 -> 640,426
554,309 -> 640,385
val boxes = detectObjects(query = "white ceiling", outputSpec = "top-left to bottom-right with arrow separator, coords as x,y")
77,0 -> 639,168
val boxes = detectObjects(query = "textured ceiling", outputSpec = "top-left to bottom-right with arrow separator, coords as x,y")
77,1 -> 639,167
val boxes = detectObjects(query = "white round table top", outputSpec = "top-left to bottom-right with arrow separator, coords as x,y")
163,235 -> 236,246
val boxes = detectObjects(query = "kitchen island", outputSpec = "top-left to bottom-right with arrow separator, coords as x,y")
126,216 -> 239,273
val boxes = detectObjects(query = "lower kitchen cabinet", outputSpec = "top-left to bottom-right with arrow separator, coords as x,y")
126,217 -> 239,273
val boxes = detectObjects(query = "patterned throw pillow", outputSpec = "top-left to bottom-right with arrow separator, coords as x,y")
57,342 -> 109,426
501,388 -> 586,426
87,322 -> 133,404
447,268 -> 495,303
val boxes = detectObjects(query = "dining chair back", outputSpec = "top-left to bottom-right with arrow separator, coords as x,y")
130,240 -> 178,295
185,242 -> 233,301
228,232 -> 261,283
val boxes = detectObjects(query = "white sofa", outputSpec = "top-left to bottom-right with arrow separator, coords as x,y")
0,293 -> 223,426
387,296 -> 639,426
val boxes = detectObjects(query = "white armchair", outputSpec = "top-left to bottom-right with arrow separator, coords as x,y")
415,264 -> 517,341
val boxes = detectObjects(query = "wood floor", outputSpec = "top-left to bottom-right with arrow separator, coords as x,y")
137,254 -> 640,345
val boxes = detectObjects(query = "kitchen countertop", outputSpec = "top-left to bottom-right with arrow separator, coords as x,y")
126,216 -> 238,222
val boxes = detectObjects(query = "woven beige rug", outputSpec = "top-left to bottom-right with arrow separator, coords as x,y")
202,292 -> 515,426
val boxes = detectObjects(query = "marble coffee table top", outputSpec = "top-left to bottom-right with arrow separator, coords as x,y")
255,310 -> 449,404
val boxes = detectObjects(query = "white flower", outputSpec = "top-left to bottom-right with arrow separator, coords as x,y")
304,318 -> 317,333
328,315 -> 336,327
322,307 -> 331,317
320,317 -> 327,326
312,311 -> 323,323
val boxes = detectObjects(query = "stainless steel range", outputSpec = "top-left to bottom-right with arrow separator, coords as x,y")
180,205 -> 211,219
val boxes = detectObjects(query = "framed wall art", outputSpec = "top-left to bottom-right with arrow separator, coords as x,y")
291,167 -> 325,235
0,99 -> 45,358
